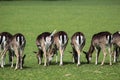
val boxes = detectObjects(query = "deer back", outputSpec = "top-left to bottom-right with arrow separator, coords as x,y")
53,31 -> 68,49
71,32 -> 85,50
112,31 -> 120,47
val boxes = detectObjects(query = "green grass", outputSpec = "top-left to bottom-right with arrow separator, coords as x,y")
0,0 -> 120,80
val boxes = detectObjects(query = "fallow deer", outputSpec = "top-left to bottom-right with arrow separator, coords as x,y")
71,32 -> 85,66
9,33 -> 26,70
0,32 -> 13,68
53,31 -> 68,66
35,30 -> 56,66
112,31 -> 120,63
83,31 -> 112,65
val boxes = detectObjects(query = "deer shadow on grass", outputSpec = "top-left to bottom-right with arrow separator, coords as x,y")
49,61 -> 88,66
3,63 -> 31,70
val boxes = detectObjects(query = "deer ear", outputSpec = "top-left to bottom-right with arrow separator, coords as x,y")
83,51 -> 87,54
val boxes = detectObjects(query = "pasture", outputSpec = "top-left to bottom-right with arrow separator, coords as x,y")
0,0 -> 120,80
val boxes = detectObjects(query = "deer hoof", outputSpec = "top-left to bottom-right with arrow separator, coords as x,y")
59,64 -> 63,66
101,63 -> 104,66
15,67 -> 18,70
1,65 -> 4,68
14,68 -> 18,71
77,64 -> 80,66
44,64 -> 47,67
11,66 -> 14,68
110,63 -> 112,66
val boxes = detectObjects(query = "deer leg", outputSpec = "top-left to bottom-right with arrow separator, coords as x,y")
108,47 -> 112,65
3,53 -> 6,66
101,48 -> 107,65
20,56 -> 23,69
0,42 -> 5,67
43,48 -> 47,66
95,48 -> 101,65
14,48 -> 19,70
117,47 -> 120,61
59,47 -> 64,66
116,47 -> 120,62
95,47 -> 98,65
20,49 -> 23,69
113,47 -> 116,63
38,56 -> 42,65
95,51 -> 98,65
1,54 -> 5,68
39,50 -> 42,65
72,48 -> 76,63
1,49 -> 7,68
113,45 -> 119,63
76,49 -> 81,66
44,53 -> 47,66
15,55 -> 19,70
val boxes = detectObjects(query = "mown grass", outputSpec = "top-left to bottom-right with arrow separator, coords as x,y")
0,0 -> 120,80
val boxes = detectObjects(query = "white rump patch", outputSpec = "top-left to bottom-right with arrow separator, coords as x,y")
17,36 -> 20,43
106,35 -> 110,44
16,36 -> 20,45
45,36 -> 52,50
76,36 -> 79,45
46,37 -> 51,44
76,35 -> 83,46
64,35 -> 67,44
59,35 -> 62,44
2,36 -> 6,43
80,36 -> 83,45
107,35 -> 110,41
2,36 -> 7,50
21,36 -> 24,45
59,35 -> 67,46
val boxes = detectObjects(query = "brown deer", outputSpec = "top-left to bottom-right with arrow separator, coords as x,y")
53,31 -> 68,66
112,31 -> 120,63
71,32 -> 85,66
83,31 -> 112,65
9,33 -> 26,70
35,30 -> 56,66
0,32 -> 13,68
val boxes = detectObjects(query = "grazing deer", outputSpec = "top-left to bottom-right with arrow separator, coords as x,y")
53,31 -> 68,66
83,31 -> 112,65
0,32 -> 13,68
34,47 -> 56,65
9,33 -> 26,70
71,32 -> 85,66
35,30 -> 56,66
112,31 -> 120,63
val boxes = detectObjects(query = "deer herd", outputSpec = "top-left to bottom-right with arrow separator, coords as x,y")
0,30 -> 120,70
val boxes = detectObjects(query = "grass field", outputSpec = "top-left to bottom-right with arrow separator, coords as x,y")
0,0 -> 120,80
